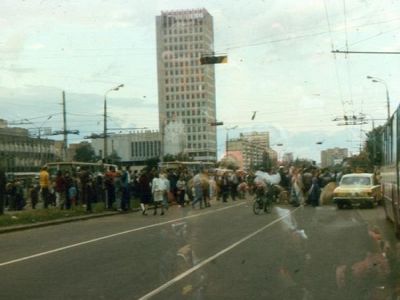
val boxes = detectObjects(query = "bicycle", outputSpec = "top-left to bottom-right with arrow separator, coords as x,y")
253,183 -> 273,214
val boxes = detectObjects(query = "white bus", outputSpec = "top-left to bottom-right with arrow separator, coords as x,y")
45,161 -> 118,177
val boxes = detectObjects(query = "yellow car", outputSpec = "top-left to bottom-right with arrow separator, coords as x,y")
333,173 -> 381,209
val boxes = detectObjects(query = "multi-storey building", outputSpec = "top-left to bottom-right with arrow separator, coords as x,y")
282,152 -> 294,164
0,119 -> 56,171
241,131 -> 270,149
225,131 -> 271,170
156,9 -> 217,162
321,147 -> 349,168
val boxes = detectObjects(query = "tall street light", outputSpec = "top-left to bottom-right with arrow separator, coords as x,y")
104,84 -> 124,161
38,115 -> 52,166
366,75 -> 390,122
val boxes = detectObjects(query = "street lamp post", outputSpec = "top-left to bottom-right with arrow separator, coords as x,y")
366,76 -> 390,122
103,84 -> 124,161
38,115 -> 52,166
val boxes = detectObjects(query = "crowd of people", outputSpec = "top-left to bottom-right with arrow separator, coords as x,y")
0,164 -> 342,214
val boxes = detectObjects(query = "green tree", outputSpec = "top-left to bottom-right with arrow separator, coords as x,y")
163,154 -> 176,162
345,151 -> 373,173
73,143 -> 99,162
365,126 -> 383,166
219,156 -> 240,170
107,150 -> 122,164
292,158 -> 314,169
163,152 -> 192,162
144,157 -> 160,172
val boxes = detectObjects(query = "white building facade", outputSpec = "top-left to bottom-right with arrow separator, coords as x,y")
91,130 -> 161,164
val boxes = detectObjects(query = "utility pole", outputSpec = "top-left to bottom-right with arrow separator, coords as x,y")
62,91 -> 67,161
45,92 -> 79,161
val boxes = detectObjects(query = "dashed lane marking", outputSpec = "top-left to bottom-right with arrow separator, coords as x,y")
138,206 -> 301,300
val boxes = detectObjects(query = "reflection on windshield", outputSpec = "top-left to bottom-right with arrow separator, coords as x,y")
341,177 -> 371,186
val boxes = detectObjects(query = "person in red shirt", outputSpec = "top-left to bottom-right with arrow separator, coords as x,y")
104,166 -> 117,209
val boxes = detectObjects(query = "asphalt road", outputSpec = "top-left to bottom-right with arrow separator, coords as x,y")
0,198 -> 399,300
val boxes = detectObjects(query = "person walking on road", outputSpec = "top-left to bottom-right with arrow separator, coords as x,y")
230,172 -> 239,201
152,172 -> 165,215
307,177 -> 321,207
192,171 -> 203,209
138,170 -> 152,215
160,172 -> 170,210
176,175 -> 186,207
221,172 -> 230,203
290,168 -> 304,207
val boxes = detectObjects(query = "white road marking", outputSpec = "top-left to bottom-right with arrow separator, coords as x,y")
0,202 -> 246,267
138,206 -> 300,300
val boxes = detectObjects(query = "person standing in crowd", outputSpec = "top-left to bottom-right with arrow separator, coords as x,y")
192,171 -> 203,209
290,167 -> 304,207
230,171 -> 239,201
130,170 -> 139,200
160,172 -> 170,210
94,172 -> 104,204
64,171 -> 73,209
208,173 -> 217,201
152,172 -> 165,215
120,166 -> 130,211
14,180 -> 25,210
104,166 -> 117,210
79,166 -> 92,212
221,172 -> 230,203
68,182 -> 77,208
55,170 -> 67,209
29,183 -> 39,209
308,177 -> 321,207
138,169 -> 152,215
39,166 -> 50,208
167,170 -> 178,204
176,174 -> 186,207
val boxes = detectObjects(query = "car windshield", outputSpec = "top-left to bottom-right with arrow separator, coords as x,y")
341,176 -> 371,186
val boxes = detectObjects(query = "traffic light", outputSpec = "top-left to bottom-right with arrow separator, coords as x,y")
200,55 -> 228,65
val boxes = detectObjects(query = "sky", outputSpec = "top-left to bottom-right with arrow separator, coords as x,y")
1,0 -> 399,162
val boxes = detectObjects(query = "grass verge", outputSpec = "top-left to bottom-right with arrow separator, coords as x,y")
0,199 -> 140,228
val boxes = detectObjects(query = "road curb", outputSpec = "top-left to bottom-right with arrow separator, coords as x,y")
0,209 -> 140,234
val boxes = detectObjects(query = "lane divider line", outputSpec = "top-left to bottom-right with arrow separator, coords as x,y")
0,202 -> 246,267
138,206 -> 300,300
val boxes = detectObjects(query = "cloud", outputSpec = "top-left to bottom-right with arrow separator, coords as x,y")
1,32 -> 29,58
0,65 -> 36,74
